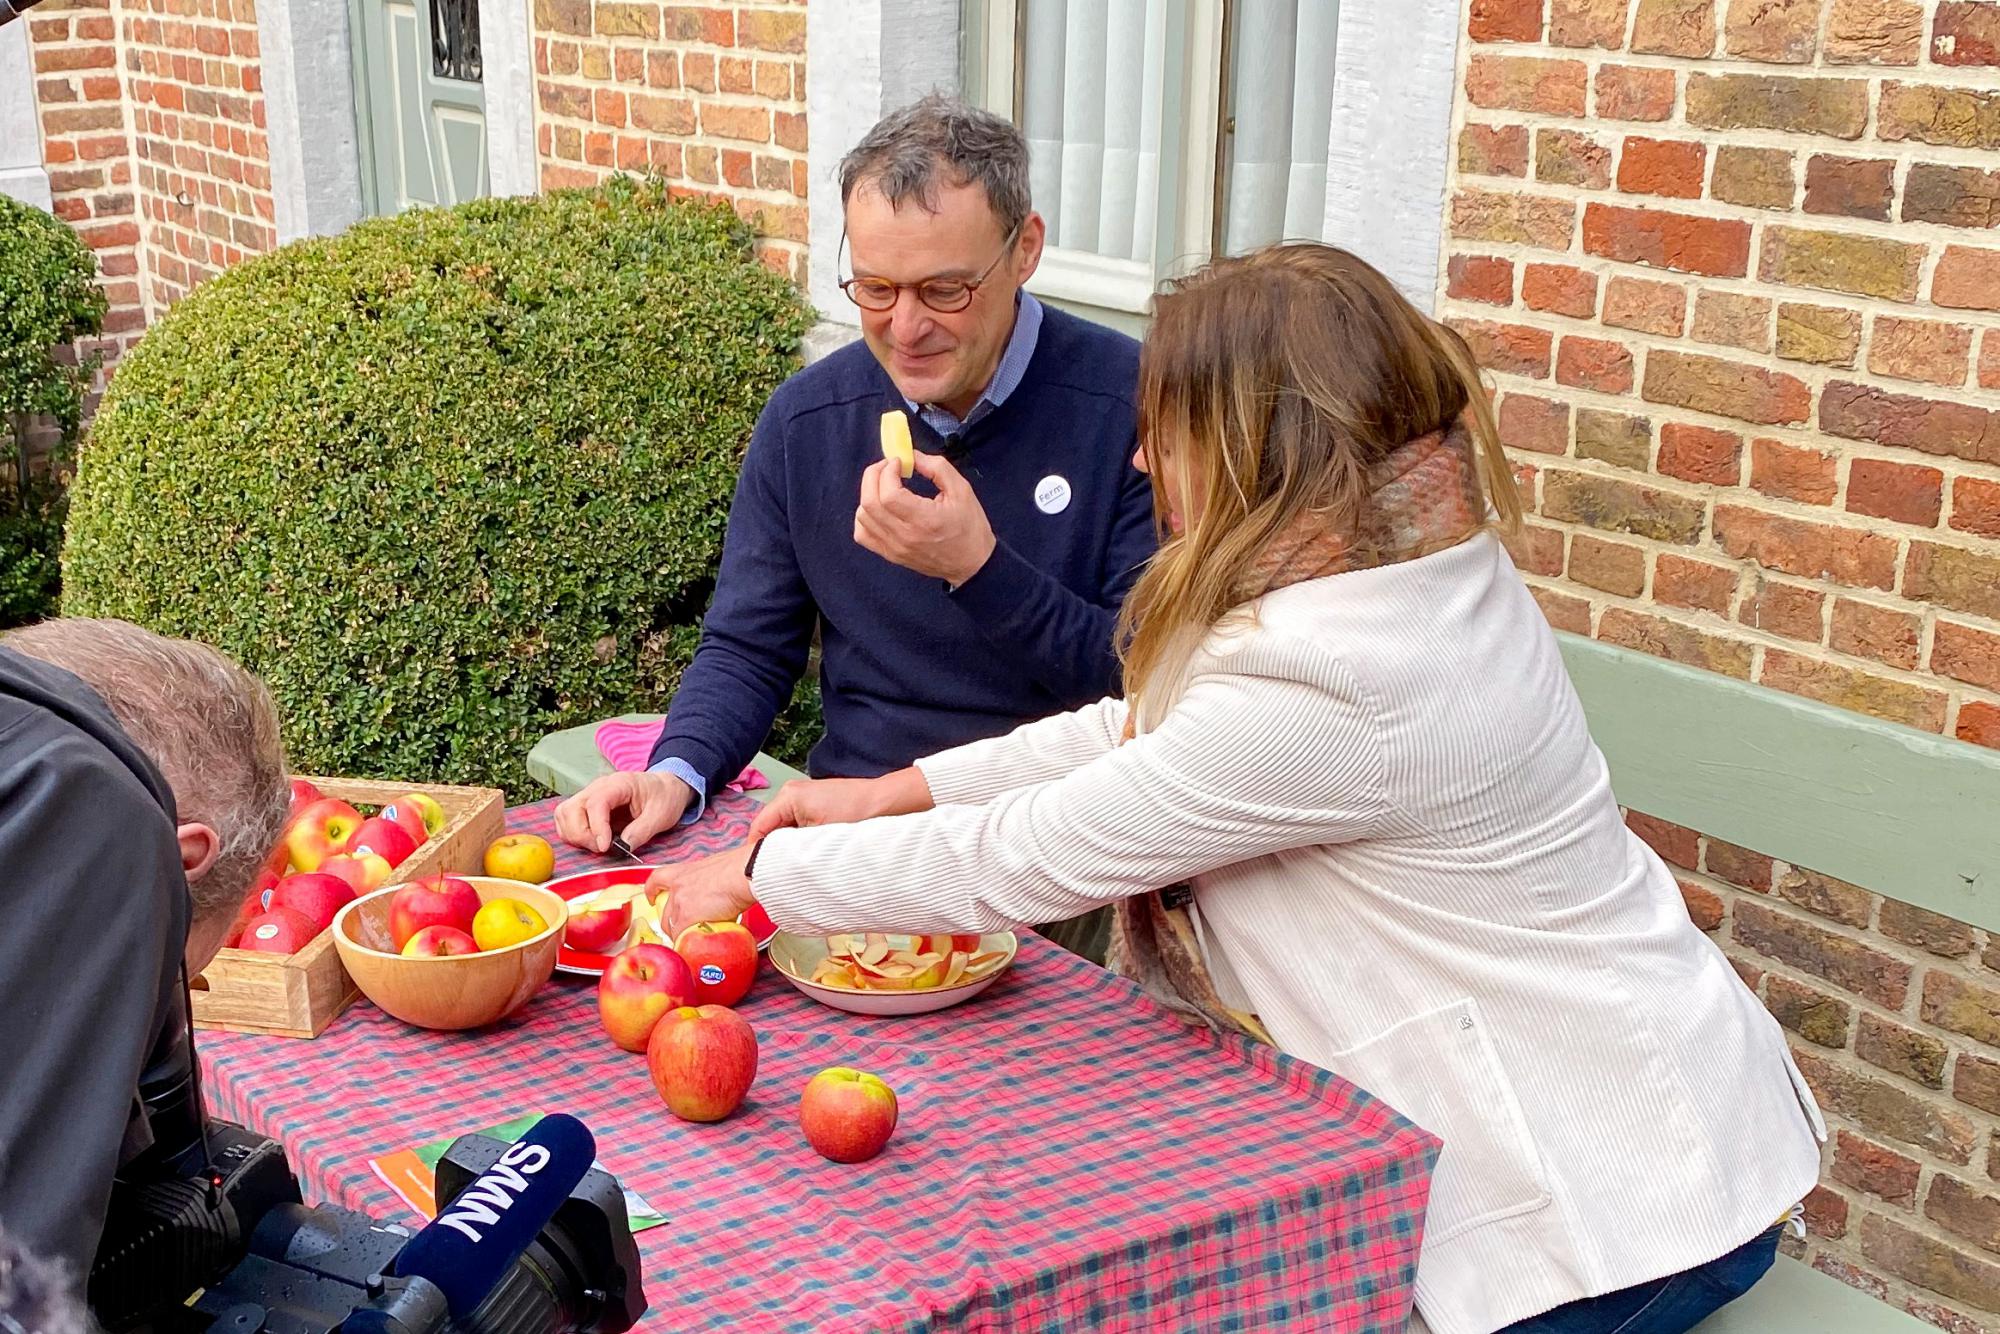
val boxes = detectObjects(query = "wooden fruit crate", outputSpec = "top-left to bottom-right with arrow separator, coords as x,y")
191,776 -> 506,1039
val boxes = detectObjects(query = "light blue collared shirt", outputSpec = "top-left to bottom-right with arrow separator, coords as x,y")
649,294 -> 1047,821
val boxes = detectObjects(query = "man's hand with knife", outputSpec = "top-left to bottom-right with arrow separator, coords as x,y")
553,770 -> 694,854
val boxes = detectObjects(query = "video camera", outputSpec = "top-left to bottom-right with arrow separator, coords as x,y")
85,1000 -> 648,1334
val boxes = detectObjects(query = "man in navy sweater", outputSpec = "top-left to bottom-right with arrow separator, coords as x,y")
556,95 -> 1154,856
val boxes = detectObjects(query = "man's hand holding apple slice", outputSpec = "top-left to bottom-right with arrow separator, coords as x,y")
554,770 -> 693,854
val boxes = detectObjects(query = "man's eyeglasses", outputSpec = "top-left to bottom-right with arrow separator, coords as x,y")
839,226 -> 1022,314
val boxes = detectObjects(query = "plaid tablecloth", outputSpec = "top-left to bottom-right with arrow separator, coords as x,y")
199,794 -> 1439,1332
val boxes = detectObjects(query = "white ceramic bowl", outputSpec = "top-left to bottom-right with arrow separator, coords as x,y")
767,931 -> 1018,1017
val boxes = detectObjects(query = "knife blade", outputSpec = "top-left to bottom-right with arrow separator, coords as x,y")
606,832 -> 646,866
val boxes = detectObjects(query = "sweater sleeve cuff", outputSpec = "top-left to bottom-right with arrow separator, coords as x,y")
645,756 -> 708,825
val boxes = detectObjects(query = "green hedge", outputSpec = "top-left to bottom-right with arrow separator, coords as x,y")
66,178 -> 815,792
0,193 -> 105,627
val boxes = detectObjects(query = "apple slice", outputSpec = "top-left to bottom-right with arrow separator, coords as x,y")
879,410 -> 914,479
942,952 -> 970,988
858,936 -> 890,968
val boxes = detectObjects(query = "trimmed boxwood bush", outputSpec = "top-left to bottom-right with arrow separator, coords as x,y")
0,193 -> 106,626
66,178 -> 815,792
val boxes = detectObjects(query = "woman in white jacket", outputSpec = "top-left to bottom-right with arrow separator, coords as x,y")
659,243 -> 1825,1334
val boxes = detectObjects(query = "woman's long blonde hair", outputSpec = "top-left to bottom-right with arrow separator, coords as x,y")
1118,243 -> 1522,706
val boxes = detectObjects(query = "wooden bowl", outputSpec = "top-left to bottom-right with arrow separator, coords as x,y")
332,877 -> 568,1030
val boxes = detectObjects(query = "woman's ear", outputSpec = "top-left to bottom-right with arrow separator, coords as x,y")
176,821 -> 221,881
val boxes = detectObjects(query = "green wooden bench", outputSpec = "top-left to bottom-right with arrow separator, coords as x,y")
529,638 -> 2000,1326
1563,632 -> 2000,1332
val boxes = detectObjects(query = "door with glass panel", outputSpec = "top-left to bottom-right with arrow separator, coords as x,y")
350,0 -> 489,215
965,0 -> 1340,325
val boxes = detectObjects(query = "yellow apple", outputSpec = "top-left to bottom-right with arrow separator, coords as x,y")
484,833 -> 556,884
471,897 -> 548,951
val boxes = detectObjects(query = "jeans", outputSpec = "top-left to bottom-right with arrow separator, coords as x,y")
1496,1225 -> 1783,1334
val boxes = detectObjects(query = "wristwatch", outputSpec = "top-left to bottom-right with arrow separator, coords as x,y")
741,836 -> 766,882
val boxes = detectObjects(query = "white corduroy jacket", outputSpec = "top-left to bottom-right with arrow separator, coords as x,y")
752,531 -> 1826,1334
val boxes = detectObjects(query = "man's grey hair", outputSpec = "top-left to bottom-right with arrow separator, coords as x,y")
839,93 -> 1032,234
3,618 -> 289,928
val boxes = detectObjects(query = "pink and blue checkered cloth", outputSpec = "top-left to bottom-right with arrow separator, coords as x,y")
198,794 -> 1438,1332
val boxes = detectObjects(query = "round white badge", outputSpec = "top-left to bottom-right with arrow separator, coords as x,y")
1034,475 -> 1072,515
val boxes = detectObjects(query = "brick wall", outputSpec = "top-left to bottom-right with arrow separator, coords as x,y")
23,0 -> 274,384
529,1 -> 809,283
1444,0 -> 2000,1321
123,0 -> 275,311
27,0 -> 145,380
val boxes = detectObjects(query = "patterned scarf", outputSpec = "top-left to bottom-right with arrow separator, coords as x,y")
1106,418 -> 1486,1044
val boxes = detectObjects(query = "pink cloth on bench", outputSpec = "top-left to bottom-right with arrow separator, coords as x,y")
593,719 -> 770,794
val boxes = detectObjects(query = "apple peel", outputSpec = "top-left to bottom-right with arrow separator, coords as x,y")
806,932 -> 1004,993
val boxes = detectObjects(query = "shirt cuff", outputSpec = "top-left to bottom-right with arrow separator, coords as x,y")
645,757 -> 708,825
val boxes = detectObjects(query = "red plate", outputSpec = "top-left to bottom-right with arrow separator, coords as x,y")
546,866 -> 778,978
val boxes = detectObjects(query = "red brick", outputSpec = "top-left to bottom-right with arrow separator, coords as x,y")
1845,457 -> 1943,527
34,44 -> 117,73
1904,161 -> 2000,229
738,10 -> 805,53
614,47 -> 644,83
1690,291 -> 1772,352
1934,246 -> 2000,311
1726,0 -> 1820,61
1735,902 -> 1913,1006
1556,337 -> 1634,393
1927,1175 -> 2000,1258
1583,203 -> 1751,277
1766,974 -> 1853,1045
1714,504 -> 1899,589
1627,811 -> 1699,868
1952,476 -> 2000,538
615,135 -> 648,172
1858,1012 -> 1951,1086
681,53 -> 717,93
1657,422 -> 1741,484
702,103 -> 770,143
591,88 -> 627,129
1450,190 -> 1578,250
1509,525 -> 1570,577
1570,534 -> 1648,596
663,5 -> 735,44
1821,381 -> 2000,466
1550,0 -> 1629,45
1602,276 -> 1687,335
1536,129 -> 1613,189
1596,65 -> 1677,120
1833,1129 -> 1923,1206
1687,73 -> 1871,139
755,60 -> 792,100
1460,123 -> 1531,178
719,56 -> 754,95
1447,254 -> 1516,306
1832,598 -> 1923,669
1934,621 -> 2000,692
1656,554 -> 1738,614
1768,648 -> 1950,730
1935,2 -> 2000,65
1804,154 -> 1898,219
1883,900 -> 1977,958
1878,80 -> 2000,152
631,95 -> 696,136
1960,1053 -> 2000,1116
1983,331 -> 2000,390
1827,0 -> 1926,64
1599,607 -> 1755,675
583,131 -> 613,167
1926,972 -> 2000,1048
1962,701 -> 2000,749
1499,393 -> 1572,454
1741,578 -> 1826,642
1679,878 -> 1725,931
647,50 -> 680,86
1643,350 -> 1809,426
1470,0 -> 1547,40
1447,318 -> 1554,378
1531,587 -> 1594,633
775,112 -> 808,153
1618,136 -> 1706,198
1705,837 -> 1774,890
1523,263 -> 1597,318
1467,54 -> 1589,115
1632,0 -> 1717,55
1909,541 -> 2000,620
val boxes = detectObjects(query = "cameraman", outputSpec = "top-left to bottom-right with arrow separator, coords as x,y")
0,619 -> 289,1284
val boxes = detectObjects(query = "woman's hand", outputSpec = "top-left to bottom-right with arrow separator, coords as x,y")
747,767 -> 935,840
652,845 -> 755,939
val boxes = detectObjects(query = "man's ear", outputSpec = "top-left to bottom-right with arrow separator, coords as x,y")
176,821 -> 220,881
1014,211 -> 1046,285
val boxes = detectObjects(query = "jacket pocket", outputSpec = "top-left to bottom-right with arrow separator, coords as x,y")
1328,997 -> 1552,1245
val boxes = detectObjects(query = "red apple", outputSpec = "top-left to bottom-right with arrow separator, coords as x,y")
346,816 -> 418,869
401,925 -> 479,957
377,800 -> 430,848
258,838 -> 292,880
237,907 -> 319,954
319,852 -> 393,895
289,777 -> 323,810
267,871 -> 357,935
285,798 -> 363,872
673,920 -> 760,1007
566,896 -> 634,954
387,876 -> 482,951
646,1004 -> 758,1123
918,934 -> 982,957
798,1067 -> 900,1163
227,872 -> 280,947
597,943 -> 696,1052
388,791 -> 448,839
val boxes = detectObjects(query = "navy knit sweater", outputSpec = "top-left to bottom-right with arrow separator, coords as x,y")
650,306 -> 1155,787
